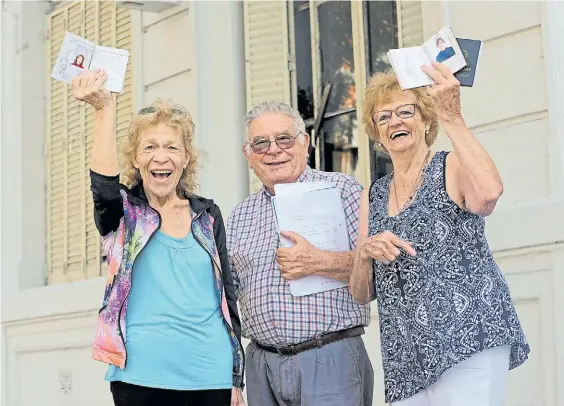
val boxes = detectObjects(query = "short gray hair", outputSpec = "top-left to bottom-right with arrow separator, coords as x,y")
243,101 -> 306,142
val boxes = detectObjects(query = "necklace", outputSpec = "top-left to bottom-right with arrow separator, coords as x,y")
392,149 -> 431,214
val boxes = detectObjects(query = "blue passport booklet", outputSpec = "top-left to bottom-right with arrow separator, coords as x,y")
454,38 -> 482,87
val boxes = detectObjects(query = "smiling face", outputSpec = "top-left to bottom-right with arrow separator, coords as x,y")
244,112 -> 310,193
134,122 -> 187,201
374,91 -> 429,154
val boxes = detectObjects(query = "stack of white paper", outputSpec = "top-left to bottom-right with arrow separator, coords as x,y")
272,182 -> 350,297
51,32 -> 130,94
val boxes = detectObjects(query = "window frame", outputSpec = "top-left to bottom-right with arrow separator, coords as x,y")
290,0 -> 400,187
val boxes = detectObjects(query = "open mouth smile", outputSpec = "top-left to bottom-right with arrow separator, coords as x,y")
390,130 -> 410,140
150,169 -> 173,180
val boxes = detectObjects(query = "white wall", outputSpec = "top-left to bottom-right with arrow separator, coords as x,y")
420,2 -> 564,404
1,2 -> 249,405
191,0 -> 249,216
421,1 -> 564,249
1,0 -> 50,299
135,1 -> 249,216
1,3 -> 78,405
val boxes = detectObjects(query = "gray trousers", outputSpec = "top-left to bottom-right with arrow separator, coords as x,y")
245,335 -> 374,406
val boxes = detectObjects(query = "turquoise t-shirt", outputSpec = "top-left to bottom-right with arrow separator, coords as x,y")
105,230 -> 233,390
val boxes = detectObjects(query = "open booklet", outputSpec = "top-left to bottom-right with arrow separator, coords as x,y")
51,32 -> 129,93
388,26 -> 468,90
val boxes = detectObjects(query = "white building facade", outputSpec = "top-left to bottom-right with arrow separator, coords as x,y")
1,1 -> 563,405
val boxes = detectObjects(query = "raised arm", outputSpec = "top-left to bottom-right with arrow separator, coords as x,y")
73,69 -> 117,175
73,70 -> 123,235
423,62 -> 503,217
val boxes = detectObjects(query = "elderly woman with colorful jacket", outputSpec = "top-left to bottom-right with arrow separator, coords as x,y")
72,69 -> 245,406
349,63 -> 529,406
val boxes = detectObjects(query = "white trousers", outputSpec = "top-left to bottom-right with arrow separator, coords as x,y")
391,345 -> 511,406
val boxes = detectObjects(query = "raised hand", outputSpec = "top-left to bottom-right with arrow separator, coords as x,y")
421,61 -> 462,123
360,230 -> 416,264
72,69 -> 112,111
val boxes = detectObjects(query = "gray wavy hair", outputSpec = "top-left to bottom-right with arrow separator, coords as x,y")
243,101 -> 306,142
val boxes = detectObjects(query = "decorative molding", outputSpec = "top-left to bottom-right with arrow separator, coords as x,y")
504,268 -> 558,406
493,242 -> 564,260
486,197 -> 564,252
4,310 -> 98,406
2,276 -> 104,324
59,370 -> 72,395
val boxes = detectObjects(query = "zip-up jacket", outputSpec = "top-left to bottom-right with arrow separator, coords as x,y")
89,170 -> 244,388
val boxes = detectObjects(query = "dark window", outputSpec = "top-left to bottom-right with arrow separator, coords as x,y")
291,0 -> 398,179
316,1 -> 358,176
318,1 -> 355,115
365,0 -> 398,76
294,1 -> 314,121
364,0 -> 398,180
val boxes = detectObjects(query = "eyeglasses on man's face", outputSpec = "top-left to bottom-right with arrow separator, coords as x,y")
372,103 -> 418,126
246,132 -> 302,155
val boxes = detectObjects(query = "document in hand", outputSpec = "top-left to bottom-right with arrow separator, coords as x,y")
272,182 -> 350,297
387,26 -> 467,90
453,38 -> 483,87
51,32 -> 130,93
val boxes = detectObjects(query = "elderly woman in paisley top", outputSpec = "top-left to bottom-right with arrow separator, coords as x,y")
349,62 -> 530,406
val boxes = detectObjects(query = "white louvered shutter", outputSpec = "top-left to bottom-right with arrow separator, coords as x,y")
47,10 -> 67,283
397,0 -> 424,47
83,0 -> 101,279
47,1 -> 133,284
243,0 -> 293,194
65,2 -> 85,281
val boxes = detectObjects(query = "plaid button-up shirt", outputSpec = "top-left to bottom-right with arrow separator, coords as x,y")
226,166 -> 371,347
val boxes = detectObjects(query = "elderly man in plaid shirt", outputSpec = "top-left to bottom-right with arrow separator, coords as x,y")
226,101 -> 374,406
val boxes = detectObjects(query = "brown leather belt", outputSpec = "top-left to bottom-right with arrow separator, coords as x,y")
253,326 -> 365,356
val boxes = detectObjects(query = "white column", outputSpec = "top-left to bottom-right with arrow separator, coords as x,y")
1,0 -> 23,300
542,2 -> 564,400
1,4 -> 22,406
191,1 -> 249,217
1,0 -> 49,324
542,0 -> 564,198
19,1 -> 48,290
1,0 -> 48,297
0,4 -> 5,406
443,0 -> 450,26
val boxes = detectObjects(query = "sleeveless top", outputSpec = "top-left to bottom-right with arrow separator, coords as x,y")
368,151 -> 530,403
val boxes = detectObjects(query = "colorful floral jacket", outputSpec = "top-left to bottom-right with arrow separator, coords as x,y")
89,170 -> 244,388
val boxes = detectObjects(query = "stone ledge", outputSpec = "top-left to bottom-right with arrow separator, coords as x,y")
2,277 -> 105,324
